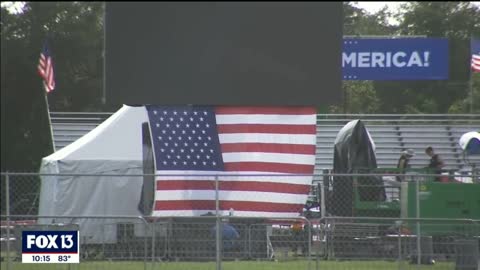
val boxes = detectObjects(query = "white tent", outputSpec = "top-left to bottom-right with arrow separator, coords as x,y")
459,131 -> 480,155
38,105 -> 149,243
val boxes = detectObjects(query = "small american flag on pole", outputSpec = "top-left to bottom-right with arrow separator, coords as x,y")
472,38 -> 480,73
38,40 -> 56,93
146,105 -> 317,217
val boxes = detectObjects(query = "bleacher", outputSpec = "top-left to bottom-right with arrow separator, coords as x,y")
50,112 -> 112,150
315,114 -> 479,173
50,112 -> 480,172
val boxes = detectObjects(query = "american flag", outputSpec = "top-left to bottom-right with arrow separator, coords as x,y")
472,38 -> 480,73
146,105 -> 317,217
37,40 -> 56,93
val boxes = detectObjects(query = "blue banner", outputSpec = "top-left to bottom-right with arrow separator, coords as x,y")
342,38 -> 449,80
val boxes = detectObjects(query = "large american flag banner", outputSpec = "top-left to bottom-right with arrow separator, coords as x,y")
37,40 -> 56,93
472,38 -> 480,73
146,105 -> 317,217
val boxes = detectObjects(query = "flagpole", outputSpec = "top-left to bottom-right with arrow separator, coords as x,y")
39,37 -> 56,153
44,88 -> 56,153
469,37 -> 474,114
469,70 -> 473,114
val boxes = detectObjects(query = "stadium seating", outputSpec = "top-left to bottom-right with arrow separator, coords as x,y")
50,112 -> 480,171
315,115 -> 479,172
50,112 -> 111,150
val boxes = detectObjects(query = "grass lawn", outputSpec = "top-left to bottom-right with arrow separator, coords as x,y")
1,259 -> 455,270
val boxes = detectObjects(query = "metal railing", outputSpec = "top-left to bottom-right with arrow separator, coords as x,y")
1,171 -> 479,270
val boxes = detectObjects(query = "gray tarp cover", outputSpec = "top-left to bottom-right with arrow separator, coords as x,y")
328,120 -> 386,216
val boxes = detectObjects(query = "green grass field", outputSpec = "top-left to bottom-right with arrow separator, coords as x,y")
1,260 -> 455,270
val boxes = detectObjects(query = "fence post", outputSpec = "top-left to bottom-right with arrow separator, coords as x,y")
397,220 -> 402,270
151,221 -> 155,266
215,175 -> 222,270
320,181 -> 326,220
143,218 -> 147,270
316,231 -> 319,270
307,218 -> 312,270
6,173 -> 11,270
416,178 -> 421,265
248,224 -> 252,258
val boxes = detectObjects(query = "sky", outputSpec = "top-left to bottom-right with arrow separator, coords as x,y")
353,2 -> 480,25
1,1 -> 24,14
353,1 -> 407,14
2,2 -> 479,20
3,2 -> 407,14
355,1 -> 480,14
353,2 -> 407,25
2,2 -> 480,14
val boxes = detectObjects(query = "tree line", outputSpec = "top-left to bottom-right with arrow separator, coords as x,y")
1,2 -> 479,172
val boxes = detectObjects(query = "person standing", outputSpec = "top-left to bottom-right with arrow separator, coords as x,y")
211,221 -> 240,252
396,149 -> 415,181
291,221 -> 304,255
425,146 -> 445,181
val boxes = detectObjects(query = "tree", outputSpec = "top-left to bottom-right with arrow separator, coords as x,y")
344,81 -> 382,114
448,74 -> 480,113
338,2 -> 395,113
340,2 -> 480,114
1,2 -> 104,172
343,2 -> 397,37
374,2 -> 480,113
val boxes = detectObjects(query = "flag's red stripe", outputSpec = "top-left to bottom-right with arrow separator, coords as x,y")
224,162 -> 314,174
48,69 -> 54,88
215,107 -> 316,115
37,68 -> 46,78
47,67 -> 52,82
220,143 -> 316,155
154,200 -> 303,213
217,124 -> 316,134
156,180 -> 311,194
45,58 -> 51,73
44,57 -> 54,91
38,46 -> 55,93
39,58 -> 53,86
44,82 -> 51,93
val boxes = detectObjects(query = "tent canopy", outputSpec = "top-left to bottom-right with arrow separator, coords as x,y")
38,105 -> 149,243
45,105 -> 147,162
459,131 -> 480,155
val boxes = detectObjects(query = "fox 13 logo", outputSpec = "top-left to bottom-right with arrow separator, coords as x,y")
22,231 -> 79,263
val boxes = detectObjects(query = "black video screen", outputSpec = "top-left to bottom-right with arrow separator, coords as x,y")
106,2 -> 343,107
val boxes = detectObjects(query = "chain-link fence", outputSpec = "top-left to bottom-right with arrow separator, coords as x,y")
314,217 -> 479,266
1,171 -> 479,270
1,215 -> 149,270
